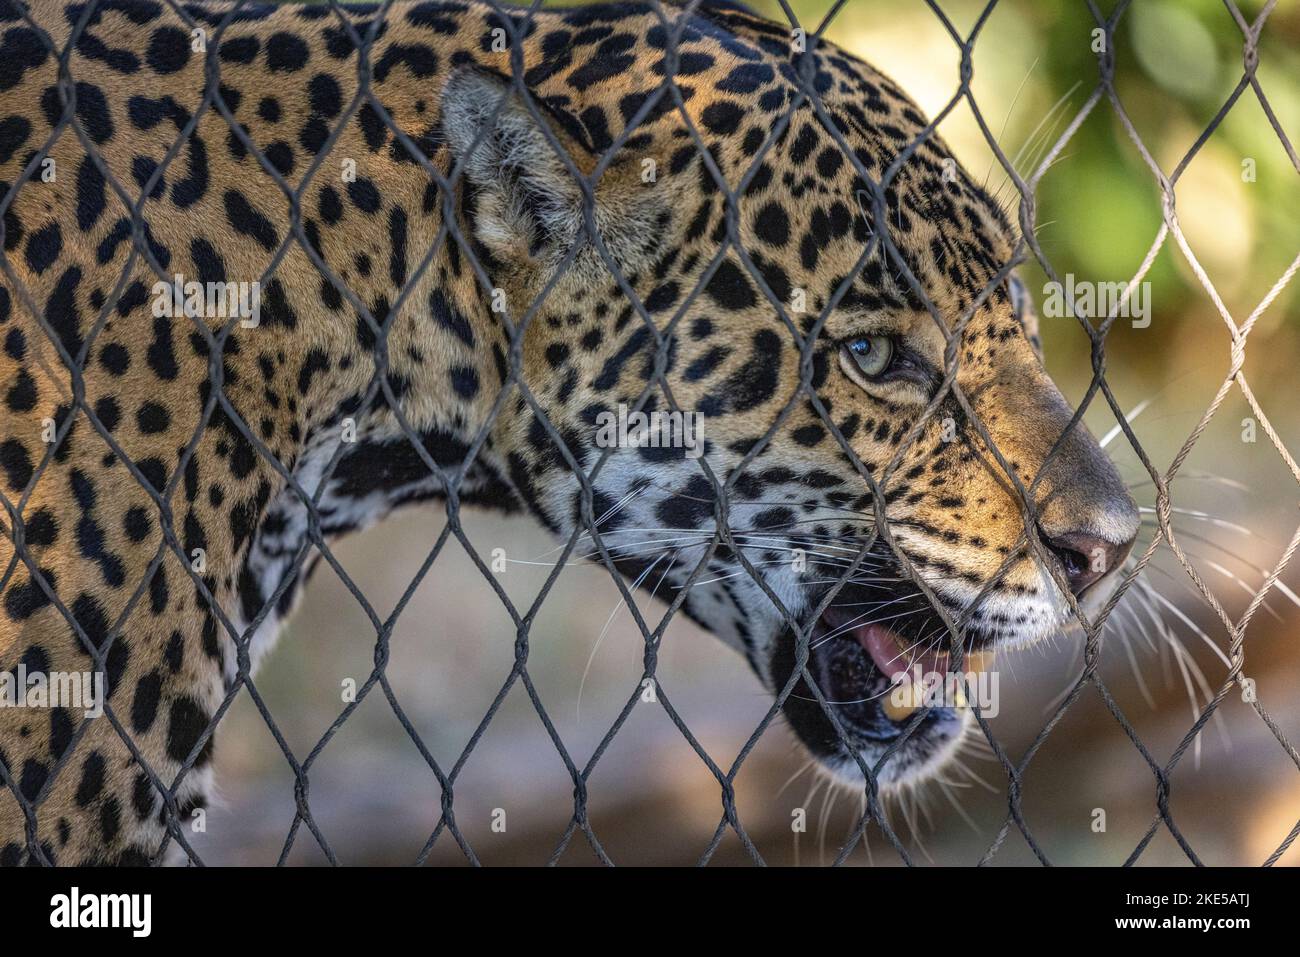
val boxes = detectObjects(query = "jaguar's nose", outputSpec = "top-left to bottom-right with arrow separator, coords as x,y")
1039,527 -> 1136,596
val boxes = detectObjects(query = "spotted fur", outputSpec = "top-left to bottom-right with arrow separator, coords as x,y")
0,0 -> 1138,865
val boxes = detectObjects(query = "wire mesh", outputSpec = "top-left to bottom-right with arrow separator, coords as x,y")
0,0 -> 1296,866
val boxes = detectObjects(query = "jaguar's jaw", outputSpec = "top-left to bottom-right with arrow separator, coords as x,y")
764,584 -> 997,790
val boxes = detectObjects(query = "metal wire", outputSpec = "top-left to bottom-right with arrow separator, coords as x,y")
0,0 -> 1296,866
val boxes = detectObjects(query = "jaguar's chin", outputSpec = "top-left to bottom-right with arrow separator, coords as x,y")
768,583 -> 996,789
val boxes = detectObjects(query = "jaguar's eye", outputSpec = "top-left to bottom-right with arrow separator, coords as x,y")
841,335 -> 895,380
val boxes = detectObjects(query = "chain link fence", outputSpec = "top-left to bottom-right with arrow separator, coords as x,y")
0,0 -> 1297,865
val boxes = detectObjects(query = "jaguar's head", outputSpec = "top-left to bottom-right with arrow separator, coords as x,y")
440,11 -> 1138,789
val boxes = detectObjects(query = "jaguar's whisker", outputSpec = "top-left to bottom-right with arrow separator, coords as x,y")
1116,605 -> 1158,709
1139,521 -> 1300,610
934,766 -> 981,834
1138,505 -> 1256,538
1128,470 -> 1252,493
574,552 -> 669,724
810,602 -> 929,651
1099,397 -> 1154,449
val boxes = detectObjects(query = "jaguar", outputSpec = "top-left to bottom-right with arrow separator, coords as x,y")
0,0 -> 1138,864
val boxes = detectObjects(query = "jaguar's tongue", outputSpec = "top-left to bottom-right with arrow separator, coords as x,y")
853,624 -> 995,722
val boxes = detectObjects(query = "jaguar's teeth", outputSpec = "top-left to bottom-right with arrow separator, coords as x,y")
882,674 -> 923,721
882,650 -> 996,717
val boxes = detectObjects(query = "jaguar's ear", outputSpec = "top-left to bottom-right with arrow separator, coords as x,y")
441,68 -> 593,267
441,67 -> 668,278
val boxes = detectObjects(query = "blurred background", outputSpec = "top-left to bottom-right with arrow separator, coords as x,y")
194,0 -> 1300,865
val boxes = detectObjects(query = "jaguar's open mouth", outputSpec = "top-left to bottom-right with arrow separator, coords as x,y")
771,582 -> 995,786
